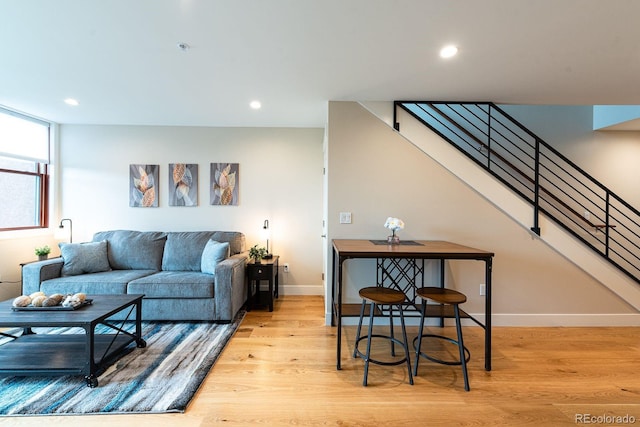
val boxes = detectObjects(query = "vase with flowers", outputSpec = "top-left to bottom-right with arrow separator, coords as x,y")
384,217 -> 404,245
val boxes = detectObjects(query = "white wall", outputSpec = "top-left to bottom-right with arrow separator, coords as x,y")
326,101 -> 637,326
0,231 -> 60,301
0,125 -> 325,299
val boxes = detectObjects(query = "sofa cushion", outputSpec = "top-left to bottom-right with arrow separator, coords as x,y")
59,240 -> 111,277
162,232 -> 214,271
201,240 -> 230,275
127,271 -> 215,298
41,269 -> 156,295
93,230 -> 166,270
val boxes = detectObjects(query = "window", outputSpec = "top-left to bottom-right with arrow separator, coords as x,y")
0,107 -> 50,231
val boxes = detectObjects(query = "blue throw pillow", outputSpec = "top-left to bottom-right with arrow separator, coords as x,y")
201,240 -> 230,275
93,230 -> 166,271
59,240 -> 111,276
162,232 -> 213,271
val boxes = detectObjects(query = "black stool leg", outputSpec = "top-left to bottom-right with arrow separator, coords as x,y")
454,304 -> 470,391
398,303 -> 414,385
353,298 -> 366,358
413,300 -> 427,376
388,304 -> 396,357
363,301 -> 376,386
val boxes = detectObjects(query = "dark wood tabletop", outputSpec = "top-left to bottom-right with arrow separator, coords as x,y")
332,239 -> 494,259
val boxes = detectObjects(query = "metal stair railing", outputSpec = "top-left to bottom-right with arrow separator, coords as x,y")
394,101 -> 640,285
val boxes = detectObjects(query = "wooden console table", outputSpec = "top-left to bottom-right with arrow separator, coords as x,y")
331,239 -> 494,371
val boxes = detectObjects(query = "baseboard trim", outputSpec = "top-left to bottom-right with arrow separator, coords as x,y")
280,285 -> 324,296
487,313 -> 640,327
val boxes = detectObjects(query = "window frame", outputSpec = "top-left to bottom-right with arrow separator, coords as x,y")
0,107 -> 51,232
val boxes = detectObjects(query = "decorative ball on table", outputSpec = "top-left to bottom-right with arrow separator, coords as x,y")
384,217 -> 405,245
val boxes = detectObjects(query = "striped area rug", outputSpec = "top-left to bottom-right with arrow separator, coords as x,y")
0,312 -> 244,416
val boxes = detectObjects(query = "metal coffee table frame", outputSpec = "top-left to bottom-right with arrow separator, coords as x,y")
0,294 -> 146,388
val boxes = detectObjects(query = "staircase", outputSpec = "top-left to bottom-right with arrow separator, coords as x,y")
393,101 -> 640,287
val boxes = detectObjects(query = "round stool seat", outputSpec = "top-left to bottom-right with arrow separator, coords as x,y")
353,286 -> 413,386
359,286 -> 406,305
414,286 -> 470,391
416,287 -> 466,305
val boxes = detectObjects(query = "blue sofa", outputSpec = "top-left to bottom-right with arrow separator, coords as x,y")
22,230 -> 248,322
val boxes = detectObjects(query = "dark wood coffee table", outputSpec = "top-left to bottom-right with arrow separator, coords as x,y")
0,294 -> 146,387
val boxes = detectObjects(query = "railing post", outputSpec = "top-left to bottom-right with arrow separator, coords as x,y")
393,101 -> 400,131
605,192 -> 610,257
531,138 -> 541,235
487,104 -> 492,168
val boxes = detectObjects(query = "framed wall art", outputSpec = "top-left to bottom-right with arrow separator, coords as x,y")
210,163 -> 239,205
169,163 -> 198,206
130,164 -> 159,207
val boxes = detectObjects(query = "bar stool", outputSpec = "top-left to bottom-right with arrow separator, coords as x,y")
413,287 -> 470,391
352,286 -> 413,386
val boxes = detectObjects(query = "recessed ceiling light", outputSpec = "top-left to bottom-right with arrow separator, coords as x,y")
440,45 -> 458,59
64,98 -> 79,106
250,100 -> 262,110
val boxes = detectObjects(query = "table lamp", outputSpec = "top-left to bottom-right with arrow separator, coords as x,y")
262,219 -> 272,259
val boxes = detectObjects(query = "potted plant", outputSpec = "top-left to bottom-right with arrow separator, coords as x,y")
35,245 -> 51,261
249,244 -> 267,264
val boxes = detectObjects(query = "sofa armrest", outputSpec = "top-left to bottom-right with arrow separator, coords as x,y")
214,252 -> 248,322
21,258 -> 64,295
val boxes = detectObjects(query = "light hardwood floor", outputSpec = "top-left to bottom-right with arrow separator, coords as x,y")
2,295 -> 639,426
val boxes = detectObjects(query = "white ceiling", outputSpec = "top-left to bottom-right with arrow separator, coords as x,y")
1,0 -> 640,128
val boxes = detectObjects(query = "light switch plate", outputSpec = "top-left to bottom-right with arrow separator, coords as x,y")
339,212 -> 352,224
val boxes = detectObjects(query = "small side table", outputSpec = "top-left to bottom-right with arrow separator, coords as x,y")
246,256 -> 279,312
